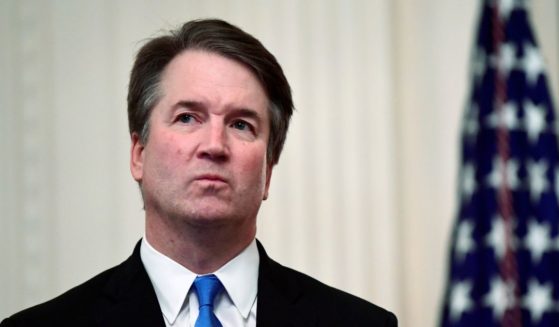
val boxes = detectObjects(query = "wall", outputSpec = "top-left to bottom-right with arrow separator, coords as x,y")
1,1 -> 558,326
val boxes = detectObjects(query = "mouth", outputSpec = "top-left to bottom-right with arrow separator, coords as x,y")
194,174 -> 228,183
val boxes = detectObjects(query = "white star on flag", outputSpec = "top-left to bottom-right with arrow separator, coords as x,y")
487,101 -> 519,130
463,104 -> 479,142
483,276 -> 517,321
493,0 -> 525,20
487,157 -> 520,190
491,42 -> 517,77
461,163 -> 476,202
524,219 -> 552,263
449,280 -> 474,322
522,279 -> 554,324
486,217 -> 507,260
454,220 -> 475,261
524,100 -> 547,144
527,160 -> 549,203
472,48 -> 486,84
522,43 -> 545,85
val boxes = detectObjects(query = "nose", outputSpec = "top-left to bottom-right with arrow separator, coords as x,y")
197,121 -> 229,162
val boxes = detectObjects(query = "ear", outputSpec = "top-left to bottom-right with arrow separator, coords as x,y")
130,133 -> 145,182
263,164 -> 273,200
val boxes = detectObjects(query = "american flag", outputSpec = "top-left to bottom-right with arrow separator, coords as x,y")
440,1 -> 559,326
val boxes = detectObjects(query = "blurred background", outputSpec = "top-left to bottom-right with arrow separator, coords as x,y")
1,1 -> 558,326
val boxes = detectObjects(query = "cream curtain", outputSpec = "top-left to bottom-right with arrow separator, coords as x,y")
1,1 -> 558,326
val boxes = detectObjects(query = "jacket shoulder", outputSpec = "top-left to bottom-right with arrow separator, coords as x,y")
1,265 -> 119,326
257,241 -> 397,326
283,264 -> 397,326
1,241 -> 153,327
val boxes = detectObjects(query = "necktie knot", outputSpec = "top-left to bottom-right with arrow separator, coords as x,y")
193,274 -> 224,327
194,274 -> 223,306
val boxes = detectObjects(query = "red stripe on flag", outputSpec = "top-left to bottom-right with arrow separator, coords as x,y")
492,2 -> 522,326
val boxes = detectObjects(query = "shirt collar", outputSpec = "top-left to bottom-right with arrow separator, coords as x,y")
140,238 -> 196,324
214,238 -> 259,319
140,237 -> 259,323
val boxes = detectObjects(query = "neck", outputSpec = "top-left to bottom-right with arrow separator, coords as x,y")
145,215 -> 256,274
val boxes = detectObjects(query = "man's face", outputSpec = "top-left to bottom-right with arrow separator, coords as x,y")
130,50 -> 272,228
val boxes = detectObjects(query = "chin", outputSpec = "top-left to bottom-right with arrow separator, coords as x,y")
181,206 -> 238,226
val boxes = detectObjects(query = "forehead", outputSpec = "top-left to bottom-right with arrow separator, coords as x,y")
159,50 -> 269,109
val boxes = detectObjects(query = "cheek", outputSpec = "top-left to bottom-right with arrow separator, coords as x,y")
146,135 -> 187,175
238,146 -> 269,183
174,143 -> 183,157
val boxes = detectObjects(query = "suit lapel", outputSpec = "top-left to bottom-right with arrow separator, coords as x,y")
94,241 -> 166,327
256,241 -> 317,327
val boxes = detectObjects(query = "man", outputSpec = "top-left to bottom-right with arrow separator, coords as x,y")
1,19 -> 397,326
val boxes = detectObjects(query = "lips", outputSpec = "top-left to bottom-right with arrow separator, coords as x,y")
194,174 -> 228,183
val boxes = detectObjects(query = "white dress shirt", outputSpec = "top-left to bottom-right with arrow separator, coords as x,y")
140,237 -> 259,327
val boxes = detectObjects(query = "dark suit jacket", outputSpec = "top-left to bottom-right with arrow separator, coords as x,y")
1,240 -> 397,326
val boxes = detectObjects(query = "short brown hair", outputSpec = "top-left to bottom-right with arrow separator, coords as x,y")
127,19 -> 293,165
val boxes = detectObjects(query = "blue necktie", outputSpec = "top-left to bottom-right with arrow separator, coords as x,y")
193,275 -> 223,327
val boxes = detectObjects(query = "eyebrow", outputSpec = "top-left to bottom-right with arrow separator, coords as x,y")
173,100 -> 205,111
229,108 -> 262,122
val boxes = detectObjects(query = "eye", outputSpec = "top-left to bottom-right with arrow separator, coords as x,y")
231,120 -> 252,131
177,113 -> 195,124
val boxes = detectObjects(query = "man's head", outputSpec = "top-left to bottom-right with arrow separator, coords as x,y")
128,19 -> 294,240
127,19 -> 293,166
